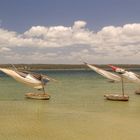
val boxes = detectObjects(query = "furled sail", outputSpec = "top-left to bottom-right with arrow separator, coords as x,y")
0,68 -> 50,89
84,63 -> 121,82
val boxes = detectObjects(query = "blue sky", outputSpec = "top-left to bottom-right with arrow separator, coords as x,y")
0,0 -> 140,64
0,0 -> 139,31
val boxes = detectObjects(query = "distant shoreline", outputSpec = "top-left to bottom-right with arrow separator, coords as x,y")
1,64 -> 140,70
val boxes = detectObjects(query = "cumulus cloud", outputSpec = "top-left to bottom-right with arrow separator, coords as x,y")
0,20 -> 140,63
73,21 -> 87,29
0,47 -> 11,53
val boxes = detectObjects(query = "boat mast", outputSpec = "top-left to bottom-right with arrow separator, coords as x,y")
121,75 -> 124,96
41,75 -> 46,95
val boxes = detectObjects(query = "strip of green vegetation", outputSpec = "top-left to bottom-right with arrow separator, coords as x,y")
0,64 -> 140,70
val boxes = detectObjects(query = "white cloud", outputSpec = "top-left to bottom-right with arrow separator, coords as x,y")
0,47 -> 11,53
0,21 -> 140,63
73,20 -> 87,29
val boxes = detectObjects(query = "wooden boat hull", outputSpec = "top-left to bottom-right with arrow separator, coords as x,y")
104,94 -> 129,101
135,90 -> 140,95
25,93 -> 50,100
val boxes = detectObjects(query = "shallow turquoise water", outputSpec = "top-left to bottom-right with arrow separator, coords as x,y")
0,70 -> 140,140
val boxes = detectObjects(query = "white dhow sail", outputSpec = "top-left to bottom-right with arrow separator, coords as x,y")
84,62 -> 121,82
109,65 -> 140,84
0,68 -> 50,89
